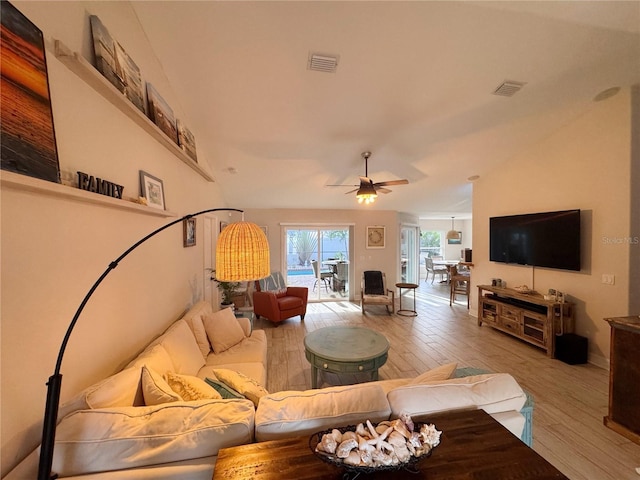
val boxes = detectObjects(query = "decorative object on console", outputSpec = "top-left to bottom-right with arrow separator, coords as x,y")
38,208 -> 270,480
89,16 -> 145,114
366,226 -> 385,249
146,82 -> 178,143
177,119 -> 197,162
139,170 -> 166,210
183,218 -> 196,247
77,171 -> 124,199
0,1 -> 61,183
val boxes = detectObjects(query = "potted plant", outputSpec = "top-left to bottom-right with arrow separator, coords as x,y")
210,270 -> 241,309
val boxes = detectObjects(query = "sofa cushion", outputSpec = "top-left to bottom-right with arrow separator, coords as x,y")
277,296 -> 304,310
159,320 -> 205,375
58,367 -> 143,421
203,308 -> 246,353
183,313 -> 211,358
165,372 -> 222,401
255,383 -> 391,442
387,373 -> 527,418
51,399 -> 255,477
205,329 -> 268,366
211,368 -> 268,407
410,362 -> 458,384
127,344 -> 175,376
198,362 -> 267,388
141,366 -> 182,405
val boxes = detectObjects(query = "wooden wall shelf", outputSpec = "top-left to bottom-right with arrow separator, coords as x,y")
1,171 -> 177,218
51,39 -> 215,183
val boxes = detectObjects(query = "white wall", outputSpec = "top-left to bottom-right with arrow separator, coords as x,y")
1,2 -> 226,474
472,88 -> 635,368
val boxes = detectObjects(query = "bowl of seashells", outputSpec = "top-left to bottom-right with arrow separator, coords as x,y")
309,414 -> 441,475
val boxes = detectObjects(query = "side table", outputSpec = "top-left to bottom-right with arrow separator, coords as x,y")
396,282 -> 418,316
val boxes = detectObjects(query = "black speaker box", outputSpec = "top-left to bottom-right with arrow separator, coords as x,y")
555,334 -> 588,364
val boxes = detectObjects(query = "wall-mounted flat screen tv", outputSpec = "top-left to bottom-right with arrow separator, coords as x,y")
490,209 -> 581,271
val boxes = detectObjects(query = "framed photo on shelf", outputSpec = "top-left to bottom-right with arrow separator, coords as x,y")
183,218 -> 196,247
139,170 -> 166,210
147,83 -> 178,144
366,226 -> 386,249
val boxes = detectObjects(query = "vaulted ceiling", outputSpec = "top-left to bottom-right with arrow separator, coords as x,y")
131,1 -> 640,219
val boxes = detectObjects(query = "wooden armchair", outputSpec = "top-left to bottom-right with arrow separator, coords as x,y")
253,272 -> 308,324
361,270 -> 394,314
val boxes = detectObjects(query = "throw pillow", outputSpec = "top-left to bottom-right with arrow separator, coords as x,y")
141,366 -> 182,405
410,362 -> 458,384
212,368 -> 268,407
205,377 -> 245,400
202,308 -> 246,353
184,314 -> 211,358
165,372 -> 222,401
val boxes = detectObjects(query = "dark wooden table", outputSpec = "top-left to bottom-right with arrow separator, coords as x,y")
213,409 -> 568,479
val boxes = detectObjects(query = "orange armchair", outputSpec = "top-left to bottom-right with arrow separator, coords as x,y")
253,272 -> 308,324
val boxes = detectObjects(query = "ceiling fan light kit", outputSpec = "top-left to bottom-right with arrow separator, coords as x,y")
327,151 -> 409,205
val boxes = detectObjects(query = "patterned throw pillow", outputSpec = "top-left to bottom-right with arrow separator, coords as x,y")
211,369 -> 268,407
165,372 -> 222,401
141,366 -> 182,405
205,377 -> 245,400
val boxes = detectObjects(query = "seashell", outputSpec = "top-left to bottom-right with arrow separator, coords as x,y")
356,423 -> 369,438
336,438 -> 358,458
387,431 -> 406,447
392,420 -> 411,438
394,444 -> 412,463
419,423 -> 442,447
342,431 -> 357,442
331,429 -> 342,443
400,412 -> 415,432
409,432 -> 422,449
343,450 -> 361,466
372,449 -> 393,466
375,424 -> 389,435
360,449 -> 374,466
366,419 -> 379,438
358,436 -> 374,452
319,433 -> 337,454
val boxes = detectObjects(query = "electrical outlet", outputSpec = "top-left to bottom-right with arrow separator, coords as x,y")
602,274 -> 615,285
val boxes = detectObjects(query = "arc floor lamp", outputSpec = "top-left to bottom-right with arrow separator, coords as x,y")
38,208 -> 270,480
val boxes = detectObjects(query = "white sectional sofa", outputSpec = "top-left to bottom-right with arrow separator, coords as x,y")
6,301 -> 529,479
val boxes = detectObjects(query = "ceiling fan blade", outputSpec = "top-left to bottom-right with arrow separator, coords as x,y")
375,187 -> 392,194
344,188 -> 359,194
326,184 -> 359,187
374,179 -> 409,187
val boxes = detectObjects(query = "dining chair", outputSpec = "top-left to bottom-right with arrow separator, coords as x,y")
311,260 -> 332,292
449,265 -> 470,308
425,257 -> 449,284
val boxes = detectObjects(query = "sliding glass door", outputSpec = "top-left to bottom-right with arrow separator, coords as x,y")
284,226 -> 351,301
400,225 -> 420,284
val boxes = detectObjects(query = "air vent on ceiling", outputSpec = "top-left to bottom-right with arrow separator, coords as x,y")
493,80 -> 526,97
308,52 -> 339,73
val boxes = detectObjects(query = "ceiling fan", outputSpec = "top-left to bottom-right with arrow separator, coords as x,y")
327,151 -> 409,204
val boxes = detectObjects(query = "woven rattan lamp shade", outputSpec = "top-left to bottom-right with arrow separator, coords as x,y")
215,221 -> 270,282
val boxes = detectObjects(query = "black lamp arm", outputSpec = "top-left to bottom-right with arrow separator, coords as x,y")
38,208 -> 243,480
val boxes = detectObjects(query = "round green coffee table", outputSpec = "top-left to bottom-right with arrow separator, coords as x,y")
304,326 -> 390,388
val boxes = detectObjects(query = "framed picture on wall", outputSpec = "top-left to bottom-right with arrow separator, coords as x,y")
366,226 -> 386,249
183,218 -> 196,247
447,232 -> 462,245
139,170 -> 166,210
1,1 -> 61,183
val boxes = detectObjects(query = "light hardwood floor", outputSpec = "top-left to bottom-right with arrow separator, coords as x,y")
258,280 -> 640,480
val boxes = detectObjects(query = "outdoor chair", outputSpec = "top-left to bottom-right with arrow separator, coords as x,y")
361,270 -> 394,314
311,260 -> 332,292
333,261 -> 348,295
